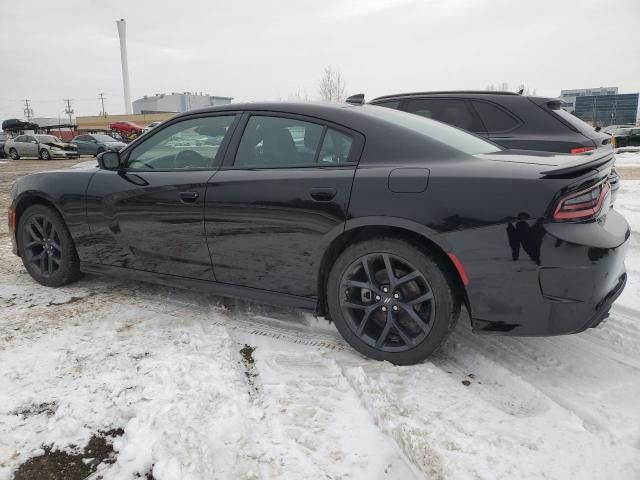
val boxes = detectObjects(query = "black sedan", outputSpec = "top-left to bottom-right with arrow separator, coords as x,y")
8,102 -> 629,365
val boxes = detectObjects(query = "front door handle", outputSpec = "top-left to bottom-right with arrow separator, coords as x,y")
309,187 -> 337,202
179,191 -> 199,203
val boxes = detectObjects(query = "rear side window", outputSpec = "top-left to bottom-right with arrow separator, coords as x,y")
472,101 -> 520,133
404,99 -> 481,132
318,129 -> 353,165
234,116 -> 354,168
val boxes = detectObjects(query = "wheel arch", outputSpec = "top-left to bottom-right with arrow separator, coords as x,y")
316,217 -> 470,318
12,192 -> 67,256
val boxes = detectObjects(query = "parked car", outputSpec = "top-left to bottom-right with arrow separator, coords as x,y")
602,124 -> 635,134
0,132 -> 9,159
4,134 -> 78,160
142,121 -> 162,135
609,127 -> 640,148
8,102 -> 628,365
70,134 -> 126,156
369,91 -> 612,154
109,121 -> 143,142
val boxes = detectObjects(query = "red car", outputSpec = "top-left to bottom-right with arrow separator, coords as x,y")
109,121 -> 143,135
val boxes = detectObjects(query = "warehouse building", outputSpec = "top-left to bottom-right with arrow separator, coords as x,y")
132,92 -> 233,114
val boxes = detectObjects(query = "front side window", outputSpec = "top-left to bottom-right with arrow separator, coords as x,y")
15,136 -> 26,142
127,115 -> 235,170
235,116 -> 325,167
404,98 -> 481,132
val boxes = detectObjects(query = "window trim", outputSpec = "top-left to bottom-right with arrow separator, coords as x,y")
222,111 -> 364,170
120,112 -> 241,172
469,99 -> 523,135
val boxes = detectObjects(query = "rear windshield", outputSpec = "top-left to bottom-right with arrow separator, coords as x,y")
361,105 -> 501,155
551,107 -> 597,135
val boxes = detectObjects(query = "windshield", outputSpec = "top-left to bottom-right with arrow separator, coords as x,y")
92,134 -> 118,142
361,105 -> 501,155
36,135 -> 60,143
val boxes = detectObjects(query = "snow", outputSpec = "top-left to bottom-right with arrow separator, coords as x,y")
615,147 -> 640,167
1,183 -> 640,479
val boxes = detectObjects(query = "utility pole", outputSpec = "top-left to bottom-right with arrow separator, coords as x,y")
63,99 -> 74,127
98,92 -> 107,117
24,99 -> 34,121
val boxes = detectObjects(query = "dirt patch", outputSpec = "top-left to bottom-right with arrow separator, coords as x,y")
11,401 -> 58,418
240,344 -> 255,364
46,293 -> 95,307
13,428 -> 123,480
239,344 -> 260,398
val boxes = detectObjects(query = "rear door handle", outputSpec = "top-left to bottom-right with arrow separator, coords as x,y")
310,187 -> 337,202
179,191 -> 199,203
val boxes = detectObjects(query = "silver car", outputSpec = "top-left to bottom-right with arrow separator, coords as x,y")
4,134 -> 79,160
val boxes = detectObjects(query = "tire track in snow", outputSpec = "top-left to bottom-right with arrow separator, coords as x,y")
211,304 -> 423,480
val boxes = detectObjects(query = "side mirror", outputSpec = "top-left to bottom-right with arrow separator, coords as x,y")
97,151 -> 122,170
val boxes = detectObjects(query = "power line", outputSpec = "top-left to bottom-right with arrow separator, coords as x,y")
98,93 -> 107,117
24,99 -> 33,121
63,99 -> 74,126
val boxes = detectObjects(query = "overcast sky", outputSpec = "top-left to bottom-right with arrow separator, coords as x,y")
1,0 -> 639,120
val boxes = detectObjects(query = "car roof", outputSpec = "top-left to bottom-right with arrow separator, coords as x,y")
370,91 -> 555,103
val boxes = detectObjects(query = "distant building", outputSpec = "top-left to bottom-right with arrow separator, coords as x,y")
560,87 -> 618,113
559,87 -> 639,127
132,92 -> 233,114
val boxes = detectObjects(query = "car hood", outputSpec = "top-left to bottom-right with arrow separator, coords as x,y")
43,140 -> 77,150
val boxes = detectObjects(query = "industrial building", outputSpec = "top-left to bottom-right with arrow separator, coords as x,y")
560,87 -> 639,127
132,92 -> 233,114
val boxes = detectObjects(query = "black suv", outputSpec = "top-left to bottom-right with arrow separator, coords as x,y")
369,91 -> 612,154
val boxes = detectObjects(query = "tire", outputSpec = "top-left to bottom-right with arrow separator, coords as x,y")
39,149 -> 51,160
327,237 -> 460,365
17,204 -> 81,287
9,148 -> 19,160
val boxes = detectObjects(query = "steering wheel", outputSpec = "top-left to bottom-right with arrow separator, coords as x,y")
175,149 -> 205,168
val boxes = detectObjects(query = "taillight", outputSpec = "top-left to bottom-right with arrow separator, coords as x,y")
570,146 -> 596,154
552,182 -> 610,221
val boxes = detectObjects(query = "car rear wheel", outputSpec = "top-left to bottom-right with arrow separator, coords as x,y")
9,148 -> 19,160
17,205 -> 81,287
39,149 -> 51,160
327,237 -> 460,365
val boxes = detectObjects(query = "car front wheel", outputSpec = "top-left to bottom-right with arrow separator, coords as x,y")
9,148 -> 19,160
17,204 -> 81,287
327,237 -> 460,365
39,149 -> 51,160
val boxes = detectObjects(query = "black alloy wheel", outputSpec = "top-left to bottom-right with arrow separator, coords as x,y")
17,205 -> 81,287
23,214 -> 61,277
327,237 -> 460,365
339,253 -> 435,352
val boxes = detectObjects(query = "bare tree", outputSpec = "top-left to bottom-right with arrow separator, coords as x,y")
318,66 -> 346,102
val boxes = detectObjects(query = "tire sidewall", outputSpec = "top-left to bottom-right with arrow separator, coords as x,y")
327,237 -> 458,365
17,205 -> 80,287
40,149 -> 51,160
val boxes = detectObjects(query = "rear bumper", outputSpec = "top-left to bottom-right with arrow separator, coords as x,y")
451,209 -> 630,336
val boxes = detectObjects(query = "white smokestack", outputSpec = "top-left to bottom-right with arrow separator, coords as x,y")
116,19 -> 132,114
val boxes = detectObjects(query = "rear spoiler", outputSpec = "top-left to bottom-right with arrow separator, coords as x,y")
541,150 -> 615,178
